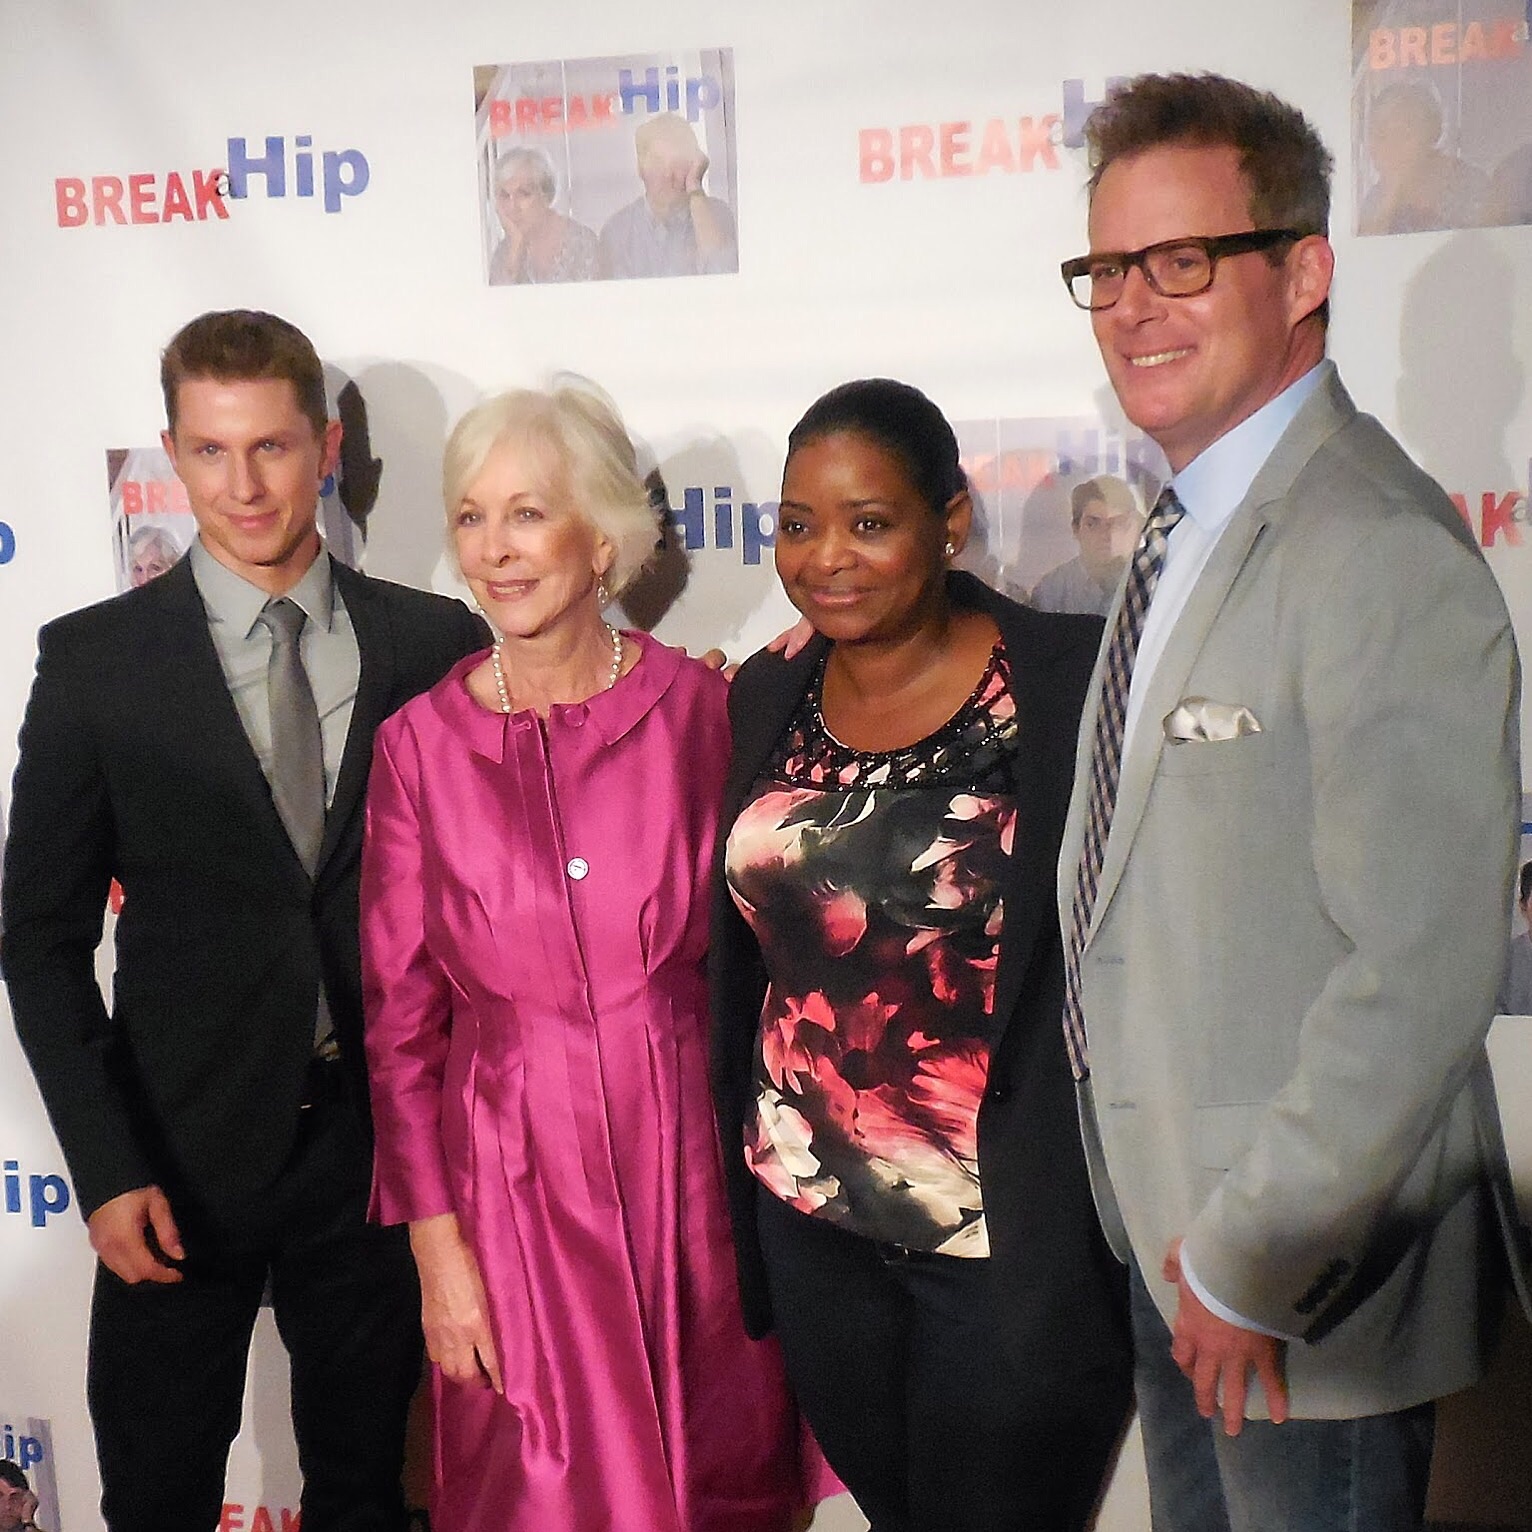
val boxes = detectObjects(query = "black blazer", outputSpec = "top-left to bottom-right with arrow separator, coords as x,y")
709,571 -> 1131,1393
0,556 -> 486,1227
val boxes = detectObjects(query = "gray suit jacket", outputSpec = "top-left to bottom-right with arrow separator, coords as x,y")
1060,364 -> 1526,1419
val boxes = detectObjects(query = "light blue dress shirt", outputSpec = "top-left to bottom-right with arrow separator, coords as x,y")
1121,362 -> 1328,755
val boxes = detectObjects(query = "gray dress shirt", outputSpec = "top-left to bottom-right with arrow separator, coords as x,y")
189,540 -> 359,806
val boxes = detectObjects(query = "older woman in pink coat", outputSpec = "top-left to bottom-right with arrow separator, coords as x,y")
359,383 -> 818,1531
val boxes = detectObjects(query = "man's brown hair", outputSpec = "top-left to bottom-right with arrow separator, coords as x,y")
1086,73 -> 1333,240
160,309 -> 329,438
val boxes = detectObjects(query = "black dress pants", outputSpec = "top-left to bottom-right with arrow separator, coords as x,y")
87,1087 -> 422,1532
756,1187 -> 1126,1532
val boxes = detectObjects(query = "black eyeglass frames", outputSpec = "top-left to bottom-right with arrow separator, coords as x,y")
1060,229 -> 1304,311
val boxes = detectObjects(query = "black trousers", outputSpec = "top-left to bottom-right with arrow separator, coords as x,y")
757,1187 -> 1126,1532
87,1086 -> 423,1532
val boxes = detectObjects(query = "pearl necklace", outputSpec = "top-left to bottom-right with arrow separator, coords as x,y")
490,623 -> 624,715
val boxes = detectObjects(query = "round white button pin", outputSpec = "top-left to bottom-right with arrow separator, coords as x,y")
567,857 -> 589,880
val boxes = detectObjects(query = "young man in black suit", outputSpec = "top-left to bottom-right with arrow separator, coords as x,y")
1,311 -> 486,1532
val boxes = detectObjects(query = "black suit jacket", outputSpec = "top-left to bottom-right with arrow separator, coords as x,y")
709,571 -> 1131,1394
1,555 -> 486,1227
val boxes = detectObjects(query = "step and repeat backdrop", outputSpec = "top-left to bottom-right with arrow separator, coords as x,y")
3,1 -> 1532,1528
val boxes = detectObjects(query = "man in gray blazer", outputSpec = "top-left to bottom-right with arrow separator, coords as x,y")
1057,73 -> 1523,1529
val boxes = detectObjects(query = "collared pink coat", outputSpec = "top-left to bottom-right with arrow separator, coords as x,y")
361,634 -> 819,1532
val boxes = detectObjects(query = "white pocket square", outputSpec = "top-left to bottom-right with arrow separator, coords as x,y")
1163,696 -> 1263,744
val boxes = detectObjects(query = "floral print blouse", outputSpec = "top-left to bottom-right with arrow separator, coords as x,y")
725,643 -> 1021,1257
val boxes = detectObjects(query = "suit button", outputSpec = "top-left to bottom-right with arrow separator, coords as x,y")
567,857 -> 589,880
562,706 -> 587,728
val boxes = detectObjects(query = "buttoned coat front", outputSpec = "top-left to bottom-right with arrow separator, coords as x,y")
361,636 -> 816,1532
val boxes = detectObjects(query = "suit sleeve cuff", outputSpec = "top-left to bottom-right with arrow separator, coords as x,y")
1180,1244 -> 1301,1341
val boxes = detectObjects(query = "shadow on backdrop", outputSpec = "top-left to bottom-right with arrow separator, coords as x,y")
1397,233 -> 1522,499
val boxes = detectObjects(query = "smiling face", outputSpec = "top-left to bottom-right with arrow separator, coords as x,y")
452,438 -> 613,643
1087,142 -> 1332,472
163,375 -> 340,595
775,430 -> 967,646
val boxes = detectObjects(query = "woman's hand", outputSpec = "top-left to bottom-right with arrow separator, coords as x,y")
501,220 -> 528,280
409,1212 -> 504,1392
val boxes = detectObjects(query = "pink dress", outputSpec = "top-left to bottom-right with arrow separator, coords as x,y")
360,634 -> 814,1532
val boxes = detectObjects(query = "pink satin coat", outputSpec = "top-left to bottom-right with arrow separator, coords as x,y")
361,635 -> 813,1531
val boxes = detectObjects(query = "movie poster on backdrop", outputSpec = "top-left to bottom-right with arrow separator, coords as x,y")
954,415 -> 1167,617
107,447 -> 362,594
1353,0 -> 1532,233
473,48 -> 739,284
1,1418 -> 61,1532
107,449 -> 195,594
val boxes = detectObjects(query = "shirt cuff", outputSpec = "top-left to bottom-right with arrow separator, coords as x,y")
1180,1245 -> 1300,1341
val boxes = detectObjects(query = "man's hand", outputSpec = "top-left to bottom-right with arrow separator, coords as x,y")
88,1186 -> 185,1284
765,616 -> 816,661
410,1212 -> 503,1392
684,150 -> 710,195
1163,1238 -> 1288,1436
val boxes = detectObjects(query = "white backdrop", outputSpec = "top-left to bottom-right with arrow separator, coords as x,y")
3,2 -> 1532,1528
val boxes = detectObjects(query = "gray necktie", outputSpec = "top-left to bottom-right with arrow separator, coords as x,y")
1062,486 -> 1187,1080
258,598 -> 325,875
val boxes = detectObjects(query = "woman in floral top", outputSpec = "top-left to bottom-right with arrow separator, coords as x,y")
711,380 -> 1132,1531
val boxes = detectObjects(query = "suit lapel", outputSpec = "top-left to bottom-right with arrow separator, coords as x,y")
975,586 -> 1087,1032
1088,507 -> 1270,923
320,563 -> 392,876
722,640 -> 826,823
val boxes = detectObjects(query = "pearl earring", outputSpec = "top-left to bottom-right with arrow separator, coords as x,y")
597,578 -> 611,608
944,541 -> 956,557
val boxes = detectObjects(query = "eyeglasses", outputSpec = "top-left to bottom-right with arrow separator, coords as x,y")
1060,229 -> 1303,311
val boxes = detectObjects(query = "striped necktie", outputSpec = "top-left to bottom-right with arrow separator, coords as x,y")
1062,486 -> 1186,1080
